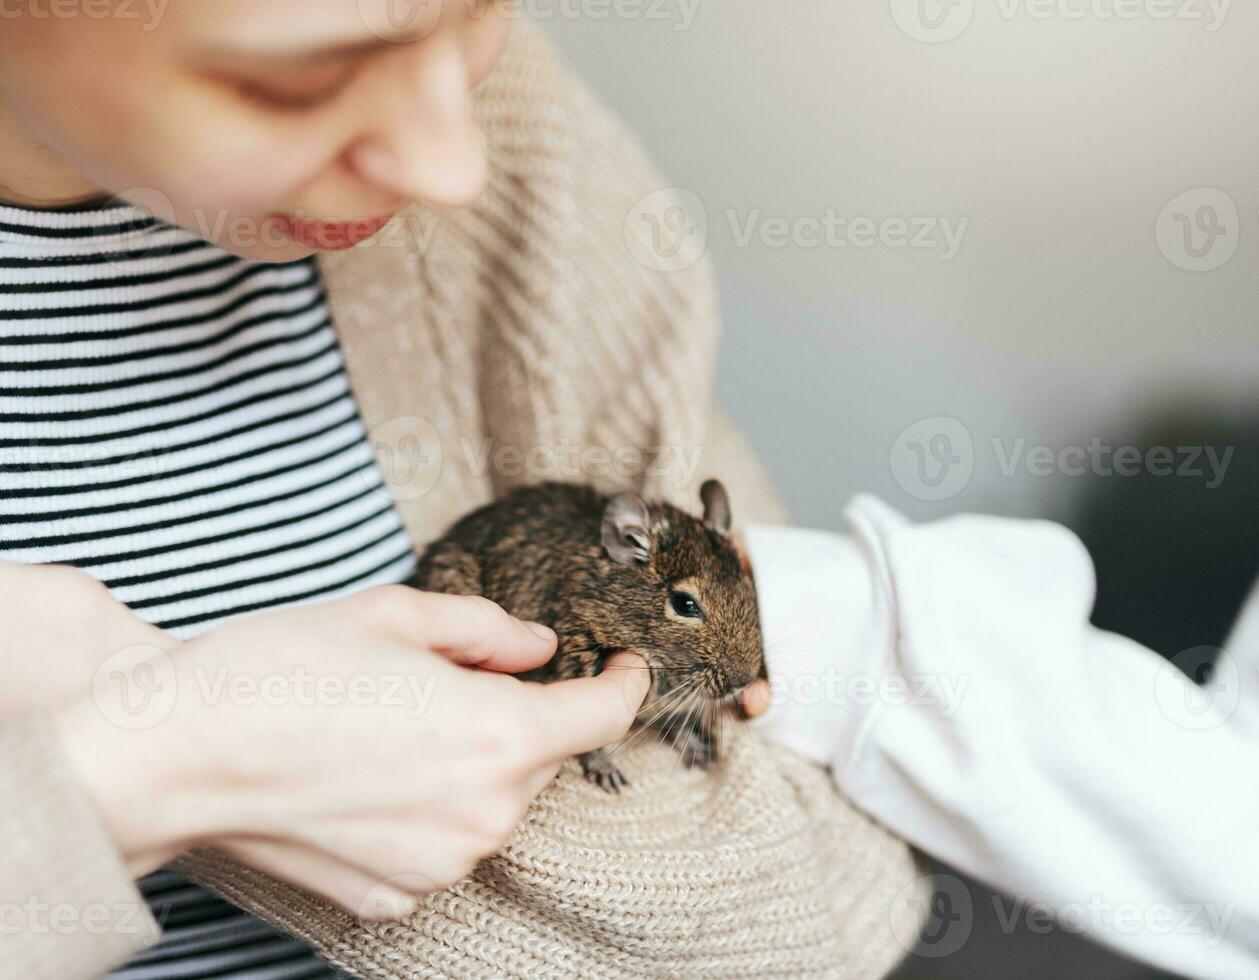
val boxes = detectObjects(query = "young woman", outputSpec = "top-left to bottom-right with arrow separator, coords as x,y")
0,3 -> 1253,980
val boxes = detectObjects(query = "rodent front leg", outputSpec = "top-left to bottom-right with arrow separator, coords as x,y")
578,748 -> 629,792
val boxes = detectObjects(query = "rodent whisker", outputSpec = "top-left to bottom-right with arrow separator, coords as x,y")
701,697 -> 714,772
601,665 -> 669,671
664,687 -> 705,786
605,677 -> 700,761
636,675 -> 701,717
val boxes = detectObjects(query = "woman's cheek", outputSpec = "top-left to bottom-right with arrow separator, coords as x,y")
466,12 -> 513,87
124,115 -> 330,222
110,76 -> 332,209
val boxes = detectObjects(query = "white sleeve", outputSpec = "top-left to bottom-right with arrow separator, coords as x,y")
744,494 -> 1259,980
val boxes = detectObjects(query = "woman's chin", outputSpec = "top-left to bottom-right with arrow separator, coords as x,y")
214,239 -> 321,263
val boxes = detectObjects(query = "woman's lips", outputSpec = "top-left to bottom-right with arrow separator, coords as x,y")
266,213 -> 395,251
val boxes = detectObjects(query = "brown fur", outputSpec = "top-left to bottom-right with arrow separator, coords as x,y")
408,480 -> 765,790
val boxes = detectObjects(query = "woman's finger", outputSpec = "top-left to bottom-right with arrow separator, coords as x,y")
220,838 -> 419,921
524,759 -> 563,799
530,652 -> 650,760
383,588 -> 557,672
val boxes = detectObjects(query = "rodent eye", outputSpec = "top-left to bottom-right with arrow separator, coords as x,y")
668,590 -> 704,620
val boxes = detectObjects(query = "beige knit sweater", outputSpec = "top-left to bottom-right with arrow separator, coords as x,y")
0,23 -> 921,979
178,728 -> 924,979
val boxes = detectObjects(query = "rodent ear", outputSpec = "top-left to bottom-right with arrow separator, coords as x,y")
700,479 -> 732,535
601,492 -> 652,565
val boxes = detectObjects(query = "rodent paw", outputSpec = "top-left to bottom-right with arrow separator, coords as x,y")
579,749 -> 630,793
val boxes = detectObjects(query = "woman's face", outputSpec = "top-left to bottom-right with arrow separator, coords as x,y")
0,0 -> 511,260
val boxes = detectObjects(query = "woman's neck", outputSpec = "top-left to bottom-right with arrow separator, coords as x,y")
0,99 -> 102,208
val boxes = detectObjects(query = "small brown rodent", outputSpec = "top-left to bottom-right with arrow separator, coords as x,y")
407,479 -> 765,790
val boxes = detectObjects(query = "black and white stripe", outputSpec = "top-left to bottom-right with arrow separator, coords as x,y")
0,201 -> 414,978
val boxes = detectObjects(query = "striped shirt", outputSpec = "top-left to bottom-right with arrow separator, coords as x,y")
0,200 -> 416,979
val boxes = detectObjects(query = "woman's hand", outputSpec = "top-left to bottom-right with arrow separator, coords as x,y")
49,583 -> 649,918
0,562 -> 178,716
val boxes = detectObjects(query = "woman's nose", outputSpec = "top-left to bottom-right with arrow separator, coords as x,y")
345,37 -> 488,210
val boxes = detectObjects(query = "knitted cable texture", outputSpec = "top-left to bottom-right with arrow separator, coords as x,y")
177,729 -> 925,979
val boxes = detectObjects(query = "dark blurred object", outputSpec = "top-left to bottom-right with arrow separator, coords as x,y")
1077,408 -> 1259,668
888,861 -> 1183,980
889,405 -> 1257,979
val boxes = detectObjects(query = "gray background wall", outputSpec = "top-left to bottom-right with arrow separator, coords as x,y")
543,0 -> 1259,530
